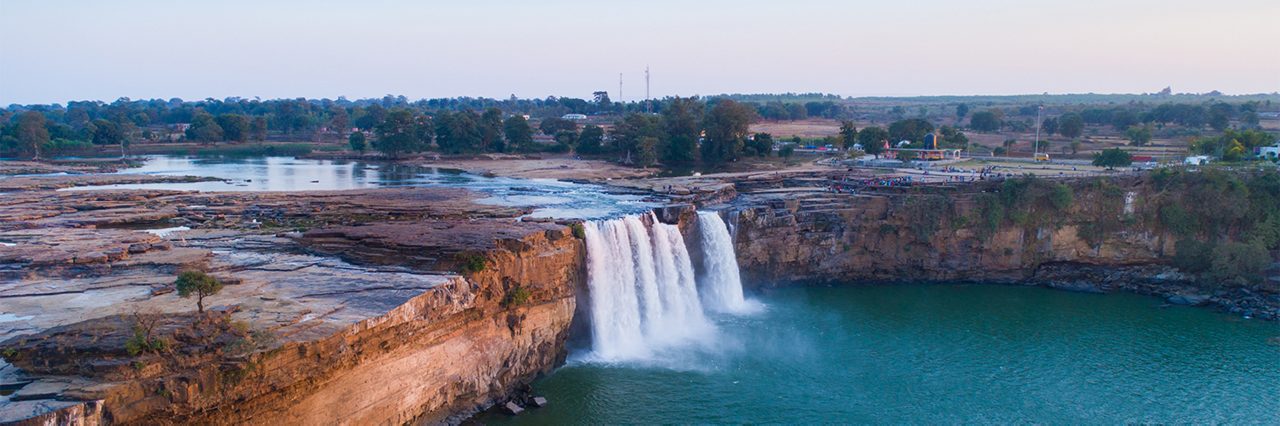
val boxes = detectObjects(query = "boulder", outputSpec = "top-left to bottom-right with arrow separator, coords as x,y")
502,401 -> 524,415
1167,294 -> 1210,306
530,396 -> 548,408
653,204 -> 694,225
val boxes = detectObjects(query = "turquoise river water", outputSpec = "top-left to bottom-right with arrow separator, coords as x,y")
479,284 -> 1279,424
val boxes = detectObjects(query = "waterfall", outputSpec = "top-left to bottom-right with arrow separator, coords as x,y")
696,211 -> 751,314
583,212 -> 710,360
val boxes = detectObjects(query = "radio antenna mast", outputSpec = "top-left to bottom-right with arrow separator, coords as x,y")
645,66 -> 651,113
618,73 -> 623,104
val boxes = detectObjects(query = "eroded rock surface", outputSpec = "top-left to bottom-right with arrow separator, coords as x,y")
0,185 -> 584,425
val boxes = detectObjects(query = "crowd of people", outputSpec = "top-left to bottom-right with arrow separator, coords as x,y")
827,175 -> 917,193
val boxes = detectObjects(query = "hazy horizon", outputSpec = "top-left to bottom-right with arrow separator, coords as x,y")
3,0 -> 1278,105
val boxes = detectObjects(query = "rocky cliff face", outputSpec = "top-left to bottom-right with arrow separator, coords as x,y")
725,176 -> 1278,319
0,188 -> 585,425
183,225 -> 585,426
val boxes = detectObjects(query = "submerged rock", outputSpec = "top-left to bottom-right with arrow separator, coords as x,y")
1047,280 -> 1105,294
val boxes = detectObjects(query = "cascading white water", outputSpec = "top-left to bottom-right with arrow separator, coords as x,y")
696,211 -> 753,314
584,212 -> 713,360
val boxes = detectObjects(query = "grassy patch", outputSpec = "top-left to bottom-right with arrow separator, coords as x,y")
124,325 -> 168,356
502,285 -> 533,308
456,252 -> 487,274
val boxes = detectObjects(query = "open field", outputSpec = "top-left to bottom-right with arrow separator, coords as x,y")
750,119 -> 842,138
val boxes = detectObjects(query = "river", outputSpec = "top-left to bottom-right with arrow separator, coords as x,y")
479,284 -> 1280,424
60,155 -> 653,219
50,155 -> 1280,423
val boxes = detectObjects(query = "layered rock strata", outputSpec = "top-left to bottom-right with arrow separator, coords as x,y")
0,187 -> 583,425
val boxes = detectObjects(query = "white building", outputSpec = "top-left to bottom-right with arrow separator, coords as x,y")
1260,144 -> 1280,160
561,113 -> 588,121
1184,155 -> 1211,165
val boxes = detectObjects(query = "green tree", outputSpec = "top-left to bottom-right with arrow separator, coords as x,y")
611,113 -> 664,166
1092,148 -> 1132,169
838,120 -> 858,149
349,132 -> 367,152
539,117 -> 577,136
1173,239 -> 1214,273
701,100 -> 756,165
938,125 -> 968,149
858,126 -> 888,158
250,116 -> 268,141
1042,117 -> 1059,136
175,270 -> 222,313
554,130 -> 577,153
216,113 -> 250,142
15,111 -> 49,159
186,112 -> 224,143
1209,241 -> 1270,287
436,110 -> 481,154
747,132 -> 773,157
374,109 -> 429,157
955,103 -> 970,121
503,115 -> 534,152
593,91 -> 612,110
91,118 -> 127,146
1208,102 -> 1233,131
1058,112 -> 1085,138
1241,111 -> 1261,129
635,136 -> 658,167
329,107 -> 350,139
887,118 -> 933,143
660,97 -> 703,164
1125,124 -> 1152,146
353,104 -> 386,131
577,124 -> 605,154
760,101 -> 790,120
968,111 -> 1001,132
480,108 -> 505,152
1110,109 -> 1139,130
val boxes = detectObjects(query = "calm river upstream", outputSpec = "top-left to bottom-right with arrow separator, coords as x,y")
62,155 -> 653,219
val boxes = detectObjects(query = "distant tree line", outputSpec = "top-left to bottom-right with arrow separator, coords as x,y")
4,94 -> 1275,167
959,101 -> 1267,136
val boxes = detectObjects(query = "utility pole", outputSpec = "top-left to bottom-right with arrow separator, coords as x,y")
645,66 -> 651,114
618,73 -> 623,104
1034,105 -> 1043,156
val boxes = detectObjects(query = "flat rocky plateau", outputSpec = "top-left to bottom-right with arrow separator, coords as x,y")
0,173 -> 583,424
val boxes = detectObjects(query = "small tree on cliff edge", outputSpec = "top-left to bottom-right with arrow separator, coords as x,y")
175,270 -> 223,313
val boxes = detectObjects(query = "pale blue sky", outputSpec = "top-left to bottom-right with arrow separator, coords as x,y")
2,0 -> 1277,104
